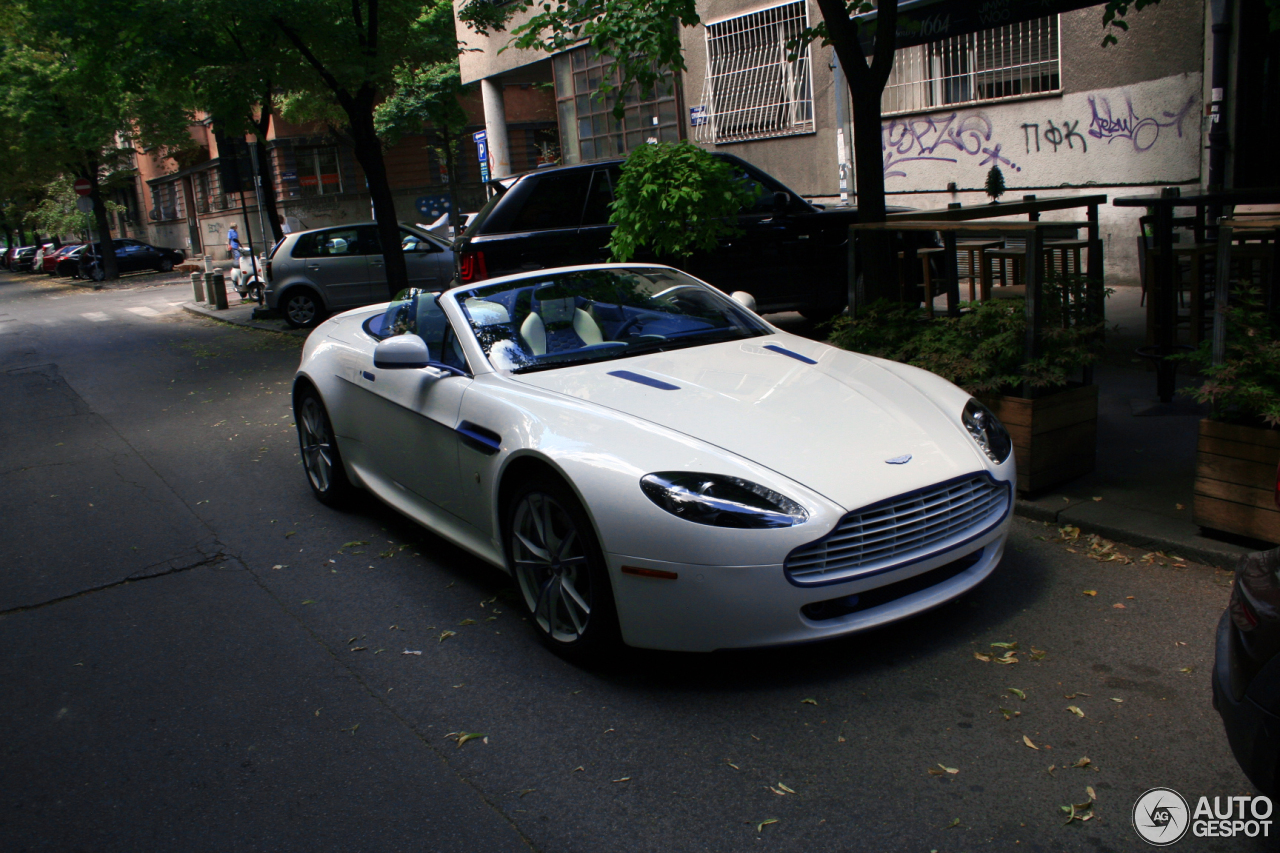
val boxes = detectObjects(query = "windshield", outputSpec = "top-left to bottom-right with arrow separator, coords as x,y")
454,267 -> 770,374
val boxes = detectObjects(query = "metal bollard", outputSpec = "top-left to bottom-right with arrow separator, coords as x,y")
211,271 -> 228,310
191,271 -> 205,303
204,271 -> 228,310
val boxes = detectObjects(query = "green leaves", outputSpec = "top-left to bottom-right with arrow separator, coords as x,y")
607,142 -> 760,263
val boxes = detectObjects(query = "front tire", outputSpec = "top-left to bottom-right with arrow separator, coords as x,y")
283,288 -> 323,328
504,477 -> 619,661
158,258 -> 174,273
295,391 -> 354,507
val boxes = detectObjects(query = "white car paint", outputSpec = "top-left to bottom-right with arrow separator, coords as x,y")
295,264 -> 1016,652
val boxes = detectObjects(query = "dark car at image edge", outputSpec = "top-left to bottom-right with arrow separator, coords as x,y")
1213,463 -> 1280,796
454,153 -> 932,321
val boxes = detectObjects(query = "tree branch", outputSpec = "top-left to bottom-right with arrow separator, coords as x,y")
272,16 -> 354,111
352,0 -> 367,50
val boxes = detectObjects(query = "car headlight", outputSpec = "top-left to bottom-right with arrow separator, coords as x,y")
963,399 -> 1012,464
639,472 -> 808,529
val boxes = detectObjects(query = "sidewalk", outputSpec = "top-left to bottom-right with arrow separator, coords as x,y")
182,297 -> 308,337
183,285 -> 1268,569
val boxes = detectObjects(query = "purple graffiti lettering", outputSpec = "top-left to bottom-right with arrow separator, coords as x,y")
979,143 -> 1019,172
1087,94 -> 1197,152
882,112 -> 995,177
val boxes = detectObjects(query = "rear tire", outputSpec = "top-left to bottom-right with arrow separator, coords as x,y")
503,477 -> 620,662
283,288 -> 323,328
295,390 -> 354,507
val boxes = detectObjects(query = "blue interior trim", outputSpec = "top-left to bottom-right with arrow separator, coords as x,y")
607,370 -> 680,390
361,371 -> 376,381
764,344 -> 818,365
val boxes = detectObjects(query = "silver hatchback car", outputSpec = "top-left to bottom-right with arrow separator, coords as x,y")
265,221 -> 455,328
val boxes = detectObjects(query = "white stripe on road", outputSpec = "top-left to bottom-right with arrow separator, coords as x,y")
127,306 -> 160,317
80,312 -> 110,322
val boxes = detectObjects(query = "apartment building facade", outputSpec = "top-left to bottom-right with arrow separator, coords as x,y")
456,0 -> 1244,282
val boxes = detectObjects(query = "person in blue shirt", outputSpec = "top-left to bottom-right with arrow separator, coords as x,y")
227,224 -> 242,262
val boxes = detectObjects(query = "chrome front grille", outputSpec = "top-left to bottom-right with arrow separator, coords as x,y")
785,474 -> 1010,585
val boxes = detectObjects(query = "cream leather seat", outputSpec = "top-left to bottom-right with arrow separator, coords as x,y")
519,295 -> 603,356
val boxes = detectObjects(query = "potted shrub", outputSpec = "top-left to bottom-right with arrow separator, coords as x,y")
1182,287 -> 1280,543
826,277 -> 1104,493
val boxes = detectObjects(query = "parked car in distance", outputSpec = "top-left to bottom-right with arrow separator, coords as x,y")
12,244 -> 55,272
1214,543 -> 1280,797
454,154 -> 934,322
79,238 -> 185,281
54,245 -> 88,277
291,263 -> 1015,659
265,221 -> 455,328
43,243 -> 81,274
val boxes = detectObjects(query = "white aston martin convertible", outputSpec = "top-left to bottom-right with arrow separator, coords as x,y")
292,264 -> 1015,657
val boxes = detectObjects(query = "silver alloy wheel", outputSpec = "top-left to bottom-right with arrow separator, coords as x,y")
285,293 -> 317,326
299,396 -> 333,493
511,491 -> 593,643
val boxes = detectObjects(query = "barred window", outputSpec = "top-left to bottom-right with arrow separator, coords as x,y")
694,1 -> 814,144
883,16 -> 1060,115
150,181 -> 183,221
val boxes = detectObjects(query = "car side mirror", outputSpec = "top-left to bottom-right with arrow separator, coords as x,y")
772,192 -> 790,215
373,335 -> 431,369
731,291 -> 757,312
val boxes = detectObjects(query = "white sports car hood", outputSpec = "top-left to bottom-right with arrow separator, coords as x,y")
509,336 -> 986,511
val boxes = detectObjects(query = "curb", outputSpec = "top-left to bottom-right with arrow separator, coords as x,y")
1013,499 -> 1253,570
180,302 -> 308,338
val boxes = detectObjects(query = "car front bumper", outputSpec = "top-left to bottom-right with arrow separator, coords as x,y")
1213,610 -> 1280,796
607,518 -> 1009,652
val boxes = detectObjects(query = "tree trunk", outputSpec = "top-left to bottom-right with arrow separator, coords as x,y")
85,162 -> 118,279
850,88 -> 897,304
2,226 -> 12,254
18,226 -> 28,247
348,105 -> 408,298
440,128 -> 462,236
252,94 -> 285,243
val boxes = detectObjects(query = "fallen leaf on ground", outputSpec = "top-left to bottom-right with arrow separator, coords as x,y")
769,785 -> 787,795
726,760 -> 739,770
1030,648 -> 1047,661
1024,735 -> 1040,750
999,706 -> 1020,720
994,652 -> 1019,665
801,698 -> 818,705
945,818 -> 961,829
1064,692 -> 1090,699
402,649 -> 422,655
340,540 -> 367,549
458,618 -> 477,626
1072,757 -> 1091,769
301,599 -> 315,605
271,564 -> 285,570
757,818 -> 778,833
612,777 -> 631,783
1087,786 -> 1097,800
446,731 -> 487,747
343,724 -> 359,735
1112,603 -> 1126,609
1092,496 -> 1102,502
573,766 -> 584,772
973,652 -> 993,662
438,630 -> 456,643
1082,589 -> 1097,596
1067,705 -> 1085,717
1180,666 -> 1194,673
1111,697 -> 1124,703
778,782 -> 797,793
1007,687 -> 1026,700
991,641 -> 1018,650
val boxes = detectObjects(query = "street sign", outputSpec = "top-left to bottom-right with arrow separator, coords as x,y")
474,130 -> 490,183
75,196 -> 93,213
73,178 -> 91,197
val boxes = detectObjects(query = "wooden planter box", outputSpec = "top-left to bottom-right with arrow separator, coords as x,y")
983,384 -> 1098,494
1194,419 -> 1280,544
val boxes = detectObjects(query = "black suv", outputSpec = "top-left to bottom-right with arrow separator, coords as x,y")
456,154 -> 904,320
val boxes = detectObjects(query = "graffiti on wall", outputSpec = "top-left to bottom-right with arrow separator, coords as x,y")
882,112 -> 1021,178
1086,94 -> 1196,152
1020,119 -> 1088,154
882,77 -> 1201,182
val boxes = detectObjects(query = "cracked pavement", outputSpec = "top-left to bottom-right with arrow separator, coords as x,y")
0,271 -> 1268,852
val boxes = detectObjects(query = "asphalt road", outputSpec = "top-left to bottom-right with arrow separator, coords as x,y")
0,270 -> 1267,852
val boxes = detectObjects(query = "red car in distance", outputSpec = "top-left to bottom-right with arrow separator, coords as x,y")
43,244 -> 81,274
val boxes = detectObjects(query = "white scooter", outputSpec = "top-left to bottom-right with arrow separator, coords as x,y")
228,253 -> 266,303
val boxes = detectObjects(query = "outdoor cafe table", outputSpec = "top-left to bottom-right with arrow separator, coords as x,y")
1114,189 -> 1280,402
